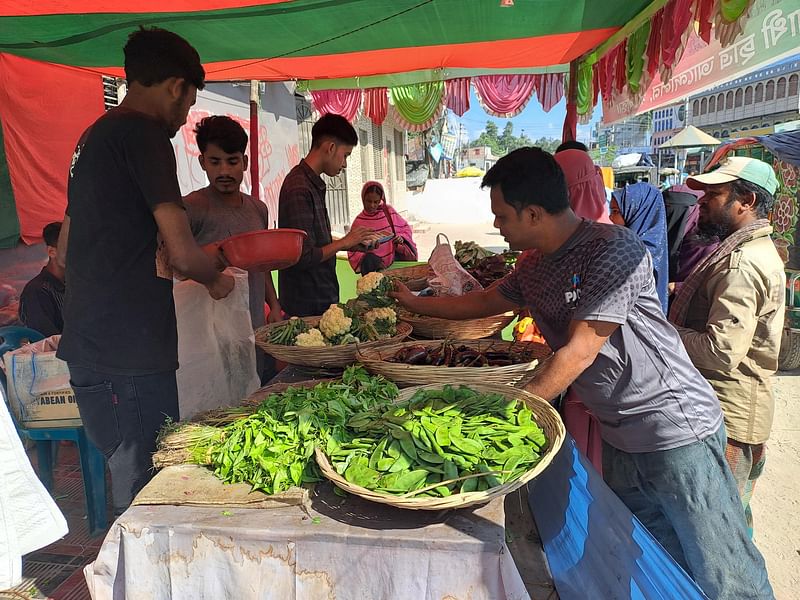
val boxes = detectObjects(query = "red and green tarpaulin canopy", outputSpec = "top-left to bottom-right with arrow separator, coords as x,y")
0,0 -> 652,81
0,0 -> 756,245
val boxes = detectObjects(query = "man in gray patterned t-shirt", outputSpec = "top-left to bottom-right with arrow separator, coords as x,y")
393,148 -> 773,600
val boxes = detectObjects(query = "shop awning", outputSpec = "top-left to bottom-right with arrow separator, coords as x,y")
0,1 -> 650,82
659,125 -> 721,149
0,1 -> 758,246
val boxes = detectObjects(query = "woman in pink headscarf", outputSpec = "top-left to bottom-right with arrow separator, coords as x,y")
553,149 -> 609,473
554,149 -> 612,224
348,181 -> 418,273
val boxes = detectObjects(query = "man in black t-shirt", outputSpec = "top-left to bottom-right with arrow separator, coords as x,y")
19,222 -> 65,337
56,28 -> 234,515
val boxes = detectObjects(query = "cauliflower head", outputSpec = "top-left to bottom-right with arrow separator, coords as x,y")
356,272 -> 385,295
319,304 -> 353,339
356,272 -> 395,308
364,307 -> 398,337
295,328 -> 327,347
364,307 -> 397,326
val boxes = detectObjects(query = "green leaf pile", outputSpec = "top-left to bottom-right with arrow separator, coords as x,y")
330,385 -> 547,497
189,367 -> 399,494
164,372 -> 549,500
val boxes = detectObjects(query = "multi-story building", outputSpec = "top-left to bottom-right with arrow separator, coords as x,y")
459,146 -> 498,171
595,113 -> 652,156
689,58 -> 800,139
651,102 -> 687,164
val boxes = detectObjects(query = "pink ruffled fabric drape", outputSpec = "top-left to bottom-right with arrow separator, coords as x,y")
363,87 -> 387,125
444,77 -> 470,116
309,89 -> 361,121
473,74 -> 536,118
533,73 -> 565,113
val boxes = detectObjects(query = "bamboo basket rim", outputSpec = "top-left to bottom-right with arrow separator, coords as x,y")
356,339 -> 552,387
254,318 -> 413,368
398,309 -> 516,325
397,309 -> 516,340
314,382 -> 565,510
385,264 -> 432,279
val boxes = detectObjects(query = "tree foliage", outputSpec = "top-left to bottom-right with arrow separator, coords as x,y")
470,120 -> 559,157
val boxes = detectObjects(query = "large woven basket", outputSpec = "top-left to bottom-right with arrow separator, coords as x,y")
315,383 -> 565,510
255,317 -> 413,369
357,339 -> 552,388
386,264 -> 432,291
399,309 -> 516,340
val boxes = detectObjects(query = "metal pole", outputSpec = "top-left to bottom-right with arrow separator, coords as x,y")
249,80 -> 260,203
562,61 -> 578,143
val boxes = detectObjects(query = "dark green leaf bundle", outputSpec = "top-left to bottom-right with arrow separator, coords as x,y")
331,385 -> 547,497
190,367 -> 399,494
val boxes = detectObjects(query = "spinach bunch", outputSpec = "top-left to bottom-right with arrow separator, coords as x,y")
330,385 -> 547,497
201,367 -> 398,494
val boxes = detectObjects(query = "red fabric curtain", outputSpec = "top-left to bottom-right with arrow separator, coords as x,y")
363,87 -> 388,125
309,89 -> 362,122
444,78 -> 471,117
0,54 -> 104,243
534,73 -> 565,113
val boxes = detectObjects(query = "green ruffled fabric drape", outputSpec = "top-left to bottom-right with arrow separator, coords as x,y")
389,81 -> 445,125
575,56 -> 595,116
625,20 -> 651,94
719,0 -> 750,23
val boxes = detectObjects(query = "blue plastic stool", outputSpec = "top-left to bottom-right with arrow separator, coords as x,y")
25,427 -> 108,536
0,326 -> 108,536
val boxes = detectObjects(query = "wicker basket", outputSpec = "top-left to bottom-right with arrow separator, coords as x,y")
357,339 -> 552,388
398,309 -> 516,340
315,382 -> 564,510
386,264 -> 432,292
255,317 -> 413,369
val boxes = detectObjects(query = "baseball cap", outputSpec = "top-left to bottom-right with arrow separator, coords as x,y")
686,156 -> 778,195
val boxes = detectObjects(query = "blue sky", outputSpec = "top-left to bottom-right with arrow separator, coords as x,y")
453,87 -> 599,145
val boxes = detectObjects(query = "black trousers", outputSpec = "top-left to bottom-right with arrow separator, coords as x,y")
68,365 -> 179,516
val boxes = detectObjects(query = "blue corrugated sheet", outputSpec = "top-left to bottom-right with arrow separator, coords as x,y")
528,437 -> 709,600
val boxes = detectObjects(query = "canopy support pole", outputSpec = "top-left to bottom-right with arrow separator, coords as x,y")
562,61 -> 578,143
249,80 -> 260,203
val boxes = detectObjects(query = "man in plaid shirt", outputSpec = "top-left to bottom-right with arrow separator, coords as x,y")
278,114 -> 378,316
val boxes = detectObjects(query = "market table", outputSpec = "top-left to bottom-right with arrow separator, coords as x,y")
84,475 -> 553,600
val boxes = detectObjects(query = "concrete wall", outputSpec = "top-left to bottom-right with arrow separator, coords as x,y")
346,115 -> 408,221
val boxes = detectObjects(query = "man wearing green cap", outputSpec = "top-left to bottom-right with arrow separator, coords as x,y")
669,156 -> 786,536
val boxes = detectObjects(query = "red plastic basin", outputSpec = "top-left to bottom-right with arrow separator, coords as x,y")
219,229 -> 307,271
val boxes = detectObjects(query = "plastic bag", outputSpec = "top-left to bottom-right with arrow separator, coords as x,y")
174,268 -> 259,420
1,336 -> 79,425
3,336 -> 70,396
0,387 -> 68,589
427,233 -> 483,296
